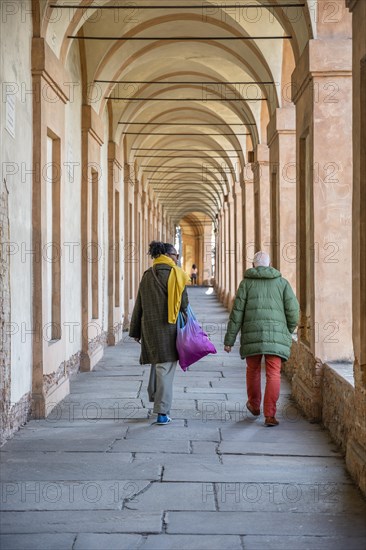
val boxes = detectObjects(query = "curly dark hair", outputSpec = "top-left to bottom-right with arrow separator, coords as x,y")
148,241 -> 176,259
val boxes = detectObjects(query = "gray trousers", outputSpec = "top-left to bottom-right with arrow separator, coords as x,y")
148,361 -> 177,414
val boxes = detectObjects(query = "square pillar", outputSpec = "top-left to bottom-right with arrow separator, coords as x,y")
267,107 -> 297,289
253,144 -> 270,254
244,165 -> 255,270
107,141 -> 123,346
227,195 -> 236,304
234,181 -> 244,290
222,200 -> 230,305
346,0 -> 366,496
290,36 -> 353,422
292,38 -> 353,363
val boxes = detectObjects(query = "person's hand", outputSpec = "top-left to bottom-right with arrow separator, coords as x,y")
134,337 -> 141,343
224,345 -> 232,353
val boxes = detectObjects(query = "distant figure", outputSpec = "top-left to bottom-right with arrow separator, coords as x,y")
190,264 -> 198,285
223,251 -> 299,427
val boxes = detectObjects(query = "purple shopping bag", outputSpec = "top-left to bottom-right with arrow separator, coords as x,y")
176,305 -> 217,371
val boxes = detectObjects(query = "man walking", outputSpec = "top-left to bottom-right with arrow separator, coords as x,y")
224,251 -> 299,427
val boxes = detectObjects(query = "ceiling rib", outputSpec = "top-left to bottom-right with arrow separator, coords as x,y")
54,3 -> 305,10
131,147 -> 243,153
122,132 -> 250,135
134,155 -> 240,158
119,122 -> 256,126
111,98 -> 265,102
99,81 -> 273,85
69,35 -> 292,41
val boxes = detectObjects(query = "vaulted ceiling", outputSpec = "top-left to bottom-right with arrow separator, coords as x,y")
39,0 -> 314,223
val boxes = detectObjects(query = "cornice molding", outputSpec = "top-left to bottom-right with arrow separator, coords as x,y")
32,38 -> 70,104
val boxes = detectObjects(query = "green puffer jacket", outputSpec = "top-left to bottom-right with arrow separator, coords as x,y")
224,266 -> 299,361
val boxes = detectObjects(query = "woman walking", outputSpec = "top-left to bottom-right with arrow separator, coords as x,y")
129,241 -> 190,424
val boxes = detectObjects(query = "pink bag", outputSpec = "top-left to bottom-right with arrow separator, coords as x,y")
176,305 -> 217,371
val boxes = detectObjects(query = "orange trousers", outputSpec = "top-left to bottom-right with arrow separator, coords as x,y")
246,354 -> 282,417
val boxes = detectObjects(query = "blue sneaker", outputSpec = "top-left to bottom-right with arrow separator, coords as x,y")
156,414 -> 172,425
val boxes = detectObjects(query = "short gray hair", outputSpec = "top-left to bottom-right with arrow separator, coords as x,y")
253,251 -> 270,267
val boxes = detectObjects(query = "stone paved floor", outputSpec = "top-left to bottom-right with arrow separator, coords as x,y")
1,288 -> 366,550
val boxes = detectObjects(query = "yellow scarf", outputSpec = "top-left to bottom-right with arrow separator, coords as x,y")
153,255 -> 190,323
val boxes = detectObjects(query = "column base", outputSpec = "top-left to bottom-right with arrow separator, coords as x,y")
31,376 -> 70,419
108,322 -> 123,346
80,344 -> 104,372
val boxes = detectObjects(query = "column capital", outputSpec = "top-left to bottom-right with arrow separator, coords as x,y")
254,144 -> 269,164
233,182 -> 242,196
108,141 -> 122,169
32,37 -> 70,104
267,107 -> 296,147
292,39 -> 352,104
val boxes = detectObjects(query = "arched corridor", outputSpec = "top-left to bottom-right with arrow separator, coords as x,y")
1,288 -> 366,548
1,0 -> 366,537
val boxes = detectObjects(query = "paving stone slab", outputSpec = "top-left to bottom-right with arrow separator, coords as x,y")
0,436 -> 119,453
167,409 -> 204,420
125,426 -> 220,442
13,419 -> 130,432
220,422 -> 327,442
166,511 -> 366,536
214,481 -> 366,514
166,392 -> 228,401
64,391 -> 141,400
210,383 -> 294,394
141,534 -> 242,549
242,536 -> 366,550
126,482 -> 216,512
44,405 -> 148,422
88,367 -> 146,376
109,439 -> 190,454
142,398 -> 197,410
0,454 -> 161,481
1,480 -> 149,511
221,453 -> 346,471
163,460 -> 352,484
77,373 -> 145,380
74,534 -> 143,550
0,534 -> 76,550
218,440 -> 341,457
0,510 -> 163,534
132,453 -> 221,467
191,441 -> 219,454
70,380 -> 141,393
128,418 -> 186,428
179,366 -> 224,373
0,424 -> 129,452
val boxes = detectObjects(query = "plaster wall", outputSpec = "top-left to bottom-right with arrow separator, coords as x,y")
1,2 -> 33,404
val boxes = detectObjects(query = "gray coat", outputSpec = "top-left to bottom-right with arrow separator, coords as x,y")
129,264 -> 189,365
